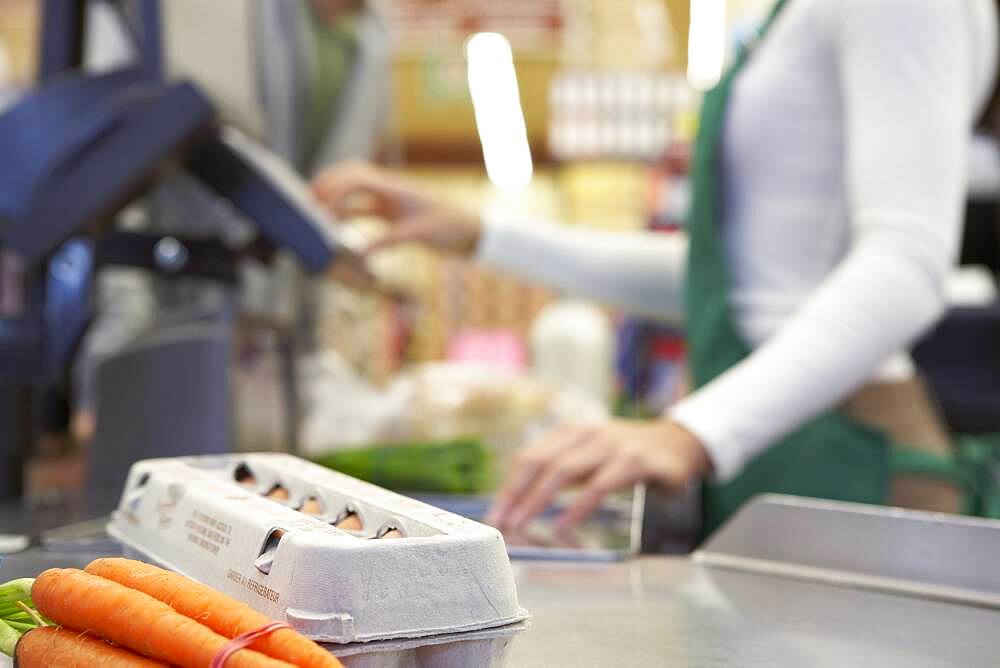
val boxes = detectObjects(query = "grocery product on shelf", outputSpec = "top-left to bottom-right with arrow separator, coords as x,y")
548,71 -> 695,162
530,300 -> 614,405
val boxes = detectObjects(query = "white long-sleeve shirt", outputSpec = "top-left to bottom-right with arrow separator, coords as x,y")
477,0 -> 998,482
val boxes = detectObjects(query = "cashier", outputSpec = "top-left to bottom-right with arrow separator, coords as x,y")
315,0 -> 1000,535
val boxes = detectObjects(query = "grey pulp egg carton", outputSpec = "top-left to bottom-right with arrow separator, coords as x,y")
327,622 -> 526,668
107,453 -> 529,648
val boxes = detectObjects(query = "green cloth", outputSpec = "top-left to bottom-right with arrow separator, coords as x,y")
304,6 -> 358,168
686,0 -> 1000,536
686,0 -> 890,537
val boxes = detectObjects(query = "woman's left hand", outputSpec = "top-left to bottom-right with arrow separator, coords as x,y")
485,419 -> 712,532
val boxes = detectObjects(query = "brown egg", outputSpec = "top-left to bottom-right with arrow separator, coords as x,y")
299,497 -> 323,515
379,529 -> 404,540
334,512 -> 363,531
266,485 -> 290,501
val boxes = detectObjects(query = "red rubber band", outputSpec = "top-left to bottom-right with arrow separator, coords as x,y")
210,621 -> 293,668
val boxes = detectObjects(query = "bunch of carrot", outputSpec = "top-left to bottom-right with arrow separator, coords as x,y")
2,558 -> 344,668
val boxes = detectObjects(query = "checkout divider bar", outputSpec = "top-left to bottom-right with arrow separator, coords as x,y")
695,494 -> 1000,609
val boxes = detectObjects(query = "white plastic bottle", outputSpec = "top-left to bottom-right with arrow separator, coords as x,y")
530,299 -> 614,406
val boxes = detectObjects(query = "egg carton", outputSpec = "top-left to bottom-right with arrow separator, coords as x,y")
106,453 -> 529,645
328,622 -> 527,668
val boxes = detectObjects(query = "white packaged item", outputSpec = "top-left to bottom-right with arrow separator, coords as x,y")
530,300 -> 614,406
300,358 -> 608,456
107,454 -> 529,645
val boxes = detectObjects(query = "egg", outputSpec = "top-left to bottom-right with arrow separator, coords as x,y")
299,497 -> 323,515
335,512 -> 364,531
266,485 -> 290,501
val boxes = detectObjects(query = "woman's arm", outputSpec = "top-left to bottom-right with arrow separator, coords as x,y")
313,162 -> 688,321
670,0 -> 984,480
476,214 -> 687,322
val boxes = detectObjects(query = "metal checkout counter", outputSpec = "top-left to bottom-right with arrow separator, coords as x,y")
2,495 -> 1000,666
2,2 -> 1000,666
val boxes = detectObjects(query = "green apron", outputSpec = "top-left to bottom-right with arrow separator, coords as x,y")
685,0 -> 976,536
304,7 -> 358,170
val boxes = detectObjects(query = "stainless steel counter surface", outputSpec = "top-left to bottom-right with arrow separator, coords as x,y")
505,557 -> 1000,667
2,527 -> 999,666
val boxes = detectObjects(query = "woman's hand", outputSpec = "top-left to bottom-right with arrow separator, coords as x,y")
485,419 -> 712,532
312,161 -> 483,257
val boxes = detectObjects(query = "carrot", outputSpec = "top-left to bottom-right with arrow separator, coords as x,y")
86,558 -> 342,668
31,569 -> 295,668
15,627 -> 167,667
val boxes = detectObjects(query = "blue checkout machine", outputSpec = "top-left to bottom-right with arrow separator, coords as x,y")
0,0 -> 349,501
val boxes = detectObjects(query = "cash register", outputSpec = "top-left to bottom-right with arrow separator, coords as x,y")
0,0 -> 354,502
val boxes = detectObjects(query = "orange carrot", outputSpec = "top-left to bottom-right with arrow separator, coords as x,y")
32,569 -> 295,668
16,627 -> 168,667
86,558 -> 342,668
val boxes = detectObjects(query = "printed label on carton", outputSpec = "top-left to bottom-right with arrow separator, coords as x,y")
184,508 -> 233,556
227,569 -> 282,604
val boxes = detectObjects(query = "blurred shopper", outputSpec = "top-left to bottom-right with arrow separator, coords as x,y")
259,0 -> 391,174
72,0 -> 391,443
314,0 -> 1000,535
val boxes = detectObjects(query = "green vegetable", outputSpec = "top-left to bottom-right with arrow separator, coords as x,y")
15,601 -> 46,628
0,579 -> 46,657
1,612 -> 31,624
4,620 -> 33,633
0,579 -> 32,606
0,619 -> 20,657
314,437 -> 495,494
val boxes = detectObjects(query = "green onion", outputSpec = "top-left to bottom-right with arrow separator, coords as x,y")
3,620 -> 32,633
0,579 -> 42,656
0,619 -> 19,657
313,437 -> 495,494
0,580 -> 32,605
14,602 -> 46,628
1,613 -> 31,623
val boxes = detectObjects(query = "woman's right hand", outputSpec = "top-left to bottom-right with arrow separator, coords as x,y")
312,161 -> 483,257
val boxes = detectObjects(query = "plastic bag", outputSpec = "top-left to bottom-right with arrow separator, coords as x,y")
300,357 -> 608,456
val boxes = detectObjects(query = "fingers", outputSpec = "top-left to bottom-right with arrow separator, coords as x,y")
312,164 -> 369,206
313,162 -> 481,255
503,439 -> 609,531
312,162 -> 400,220
315,180 -> 388,220
486,420 -> 709,535
555,456 -> 640,530
311,161 -> 374,200
485,425 -> 594,527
